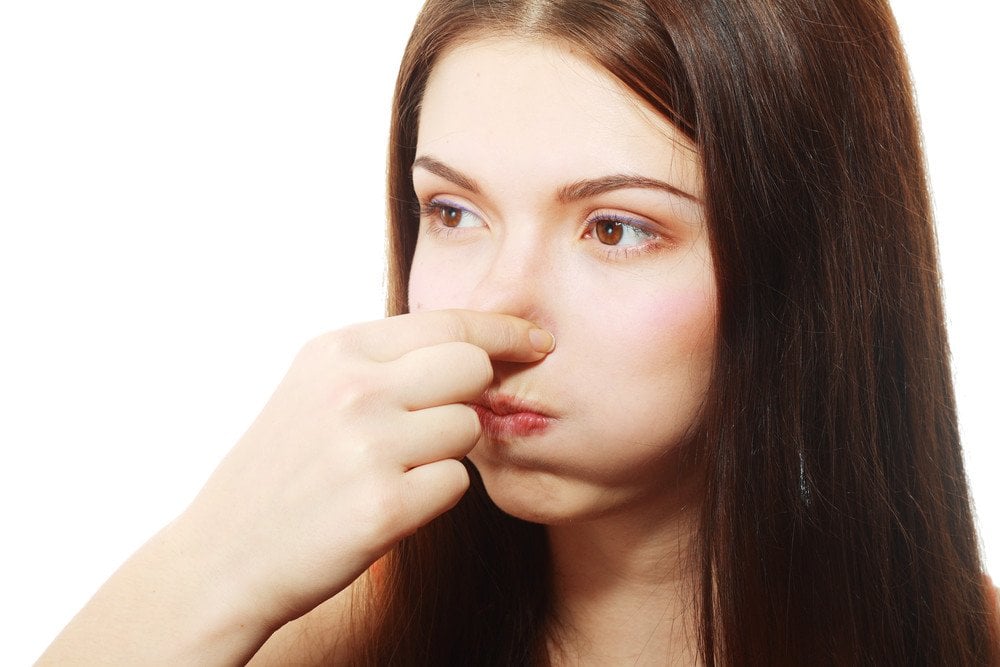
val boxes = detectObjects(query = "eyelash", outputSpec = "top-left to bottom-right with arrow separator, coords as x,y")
417,198 -> 665,260
580,213 -> 663,260
418,199 -> 478,239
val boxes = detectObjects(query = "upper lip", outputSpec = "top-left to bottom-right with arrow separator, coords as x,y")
472,390 -> 554,417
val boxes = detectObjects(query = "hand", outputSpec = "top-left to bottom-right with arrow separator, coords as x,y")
180,309 -> 555,627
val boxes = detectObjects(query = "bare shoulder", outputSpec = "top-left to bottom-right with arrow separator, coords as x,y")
247,575 -> 371,667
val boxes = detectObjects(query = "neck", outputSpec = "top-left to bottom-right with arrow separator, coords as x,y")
545,503 -> 701,666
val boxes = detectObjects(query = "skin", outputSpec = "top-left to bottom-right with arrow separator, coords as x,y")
409,37 -> 716,663
39,35 -> 717,667
38,310 -> 554,665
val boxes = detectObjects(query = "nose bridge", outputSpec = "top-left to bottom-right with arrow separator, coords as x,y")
468,225 -> 549,319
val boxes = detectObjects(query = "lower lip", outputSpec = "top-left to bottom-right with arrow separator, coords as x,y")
471,404 -> 552,438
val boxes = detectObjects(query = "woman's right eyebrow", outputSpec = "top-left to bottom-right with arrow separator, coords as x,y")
412,154 -> 700,204
412,156 -> 481,194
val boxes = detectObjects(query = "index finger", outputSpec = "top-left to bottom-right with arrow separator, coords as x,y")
351,309 -> 556,363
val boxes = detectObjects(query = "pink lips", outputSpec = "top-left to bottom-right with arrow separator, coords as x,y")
470,391 -> 554,438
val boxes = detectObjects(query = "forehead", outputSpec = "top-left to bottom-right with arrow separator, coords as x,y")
416,36 -> 702,200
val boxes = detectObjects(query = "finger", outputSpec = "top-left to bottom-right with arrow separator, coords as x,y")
386,341 -> 493,409
398,458 -> 471,526
393,403 -> 482,469
352,309 -> 555,363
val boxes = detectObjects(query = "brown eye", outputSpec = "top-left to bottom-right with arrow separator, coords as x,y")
595,220 -> 624,245
439,206 -> 463,228
424,201 -> 484,230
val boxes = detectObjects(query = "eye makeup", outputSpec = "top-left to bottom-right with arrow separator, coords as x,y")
416,191 -> 674,261
418,197 -> 487,238
580,211 -> 670,261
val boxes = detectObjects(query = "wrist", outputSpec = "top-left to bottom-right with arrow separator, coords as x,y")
160,511 -> 289,643
37,515 -> 281,666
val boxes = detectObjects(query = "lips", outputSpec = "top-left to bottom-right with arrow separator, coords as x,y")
470,391 -> 554,438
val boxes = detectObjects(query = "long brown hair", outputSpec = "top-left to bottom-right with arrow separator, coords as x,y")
354,1 -> 999,664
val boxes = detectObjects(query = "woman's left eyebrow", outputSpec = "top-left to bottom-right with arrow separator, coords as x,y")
413,154 -> 700,204
558,174 -> 701,204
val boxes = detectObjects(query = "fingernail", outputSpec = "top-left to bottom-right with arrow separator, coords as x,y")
529,328 -> 556,354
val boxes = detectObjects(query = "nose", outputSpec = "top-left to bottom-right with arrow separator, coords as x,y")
464,230 -> 553,328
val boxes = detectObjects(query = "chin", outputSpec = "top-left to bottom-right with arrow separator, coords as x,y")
468,454 -> 610,526
467,434 -> 701,527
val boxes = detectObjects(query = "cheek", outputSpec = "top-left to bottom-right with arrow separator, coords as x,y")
575,276 -> 718,396
577,287 -> 716,469
407,247 -> 467,312
583,264 -> 716,345
651,286 -> 717,356
649,285 -> 717,382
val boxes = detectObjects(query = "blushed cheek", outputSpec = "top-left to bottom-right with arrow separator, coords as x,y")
623,283 -> 718,378
664,288 -> 717,343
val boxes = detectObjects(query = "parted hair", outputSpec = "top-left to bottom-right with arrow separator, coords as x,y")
351,1 -> 999,664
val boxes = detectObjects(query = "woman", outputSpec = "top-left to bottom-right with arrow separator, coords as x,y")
40,0 -> 999,664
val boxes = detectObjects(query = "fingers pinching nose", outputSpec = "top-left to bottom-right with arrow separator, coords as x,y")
529,328 -> 556,354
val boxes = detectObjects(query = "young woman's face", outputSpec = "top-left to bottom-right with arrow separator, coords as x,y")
409,37 -> 716,524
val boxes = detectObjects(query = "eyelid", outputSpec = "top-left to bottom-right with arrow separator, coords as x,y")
425,195 -> 468,209
582,210 -> 659,240
418,195 -> 488,231
581,208 -> 673,262
425,197 -> 473,216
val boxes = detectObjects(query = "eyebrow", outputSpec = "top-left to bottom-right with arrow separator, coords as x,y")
412,156 -> 482,194
412,155 -> 701,204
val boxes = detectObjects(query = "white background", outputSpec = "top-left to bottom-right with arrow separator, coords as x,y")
0,2 -> 996,663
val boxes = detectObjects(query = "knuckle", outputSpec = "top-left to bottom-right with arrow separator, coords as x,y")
498,322 -> 520,353
443,309 -> 471,344
439,458 -> 471,496
439,404 -> 481,445
327,325 -> 362,354
443,343 -> 492,396
366,483 -> 410,541
328,365 -> 384,413
346,430 -> 382,463
302,327 -> 359,361
463,404 -> 483,441
460,343 -> 493,380
296,335 -> 325,366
